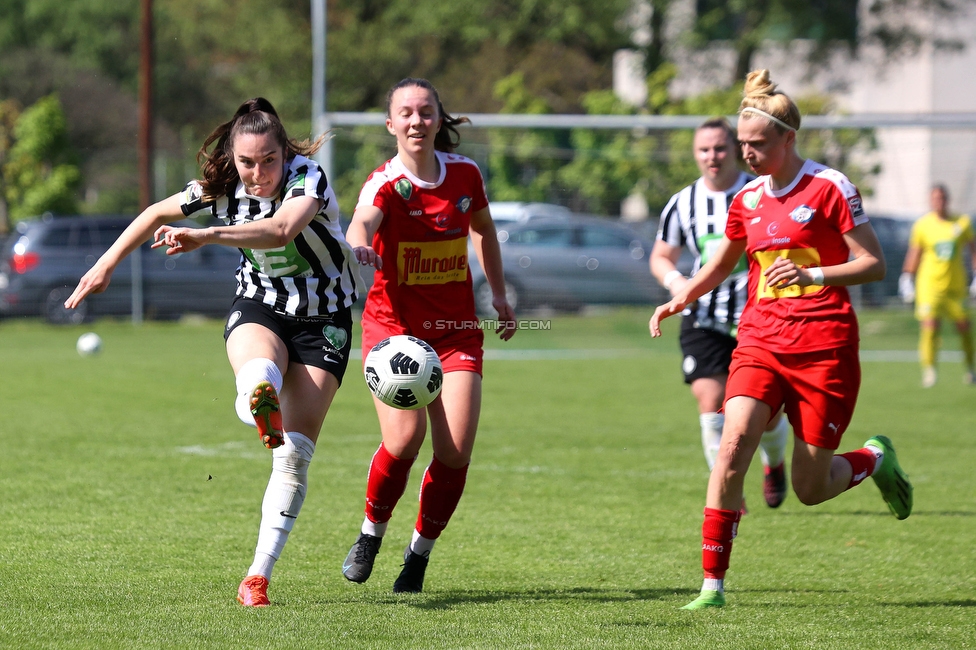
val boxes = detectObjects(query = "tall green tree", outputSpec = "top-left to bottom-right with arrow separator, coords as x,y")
686,0 -> 964,84
1,95 -> 81,221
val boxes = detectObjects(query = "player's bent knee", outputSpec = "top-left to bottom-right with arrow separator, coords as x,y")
792,480 -> 828,506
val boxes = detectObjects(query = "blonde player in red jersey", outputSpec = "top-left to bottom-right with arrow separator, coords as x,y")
650,70 -> 914,609
341,78 -> 516,593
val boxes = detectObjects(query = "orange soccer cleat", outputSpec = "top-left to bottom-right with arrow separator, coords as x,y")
237,575 -> 270,607
249,381 -> 284,449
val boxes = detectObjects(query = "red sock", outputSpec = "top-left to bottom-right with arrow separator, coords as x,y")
415,456 -> 469,539
839,447 -> 877,490
701,507 -> 741,580
364,444 -> 415,524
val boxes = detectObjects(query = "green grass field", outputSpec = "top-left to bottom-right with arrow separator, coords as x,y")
1,307 -> 974,648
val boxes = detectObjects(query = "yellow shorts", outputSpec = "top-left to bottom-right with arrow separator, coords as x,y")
916,294 -> 970,322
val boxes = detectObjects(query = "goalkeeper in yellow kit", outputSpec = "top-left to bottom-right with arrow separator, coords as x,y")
899,184 -> 976,386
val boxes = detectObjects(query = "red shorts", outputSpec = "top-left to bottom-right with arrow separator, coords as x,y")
362,319 -> 485,376
725,344 -> 860,450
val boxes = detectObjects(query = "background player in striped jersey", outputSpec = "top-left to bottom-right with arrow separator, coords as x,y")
651,117 -> 790,511
650,70 -> 913,609
340,78 -> 515,593
898,184 -> 976,386
65,98 -> 361,607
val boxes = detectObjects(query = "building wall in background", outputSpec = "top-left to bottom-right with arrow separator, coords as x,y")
654,0 -> 976,219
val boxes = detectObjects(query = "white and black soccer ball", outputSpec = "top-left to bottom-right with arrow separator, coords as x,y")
76,332 -> 102,356
363,335 -> 443,410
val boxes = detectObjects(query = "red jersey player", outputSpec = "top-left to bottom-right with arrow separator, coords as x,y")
650,70 -> 914,609
342,78 -> 516,594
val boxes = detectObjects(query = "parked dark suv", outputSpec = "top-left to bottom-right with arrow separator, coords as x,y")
0,214 -> 240,324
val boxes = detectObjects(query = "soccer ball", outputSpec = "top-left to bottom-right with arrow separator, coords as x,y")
363,335 -> 443,410
76,332 -> 102,356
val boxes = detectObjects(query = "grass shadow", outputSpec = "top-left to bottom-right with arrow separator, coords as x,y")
320,586 -> 698,610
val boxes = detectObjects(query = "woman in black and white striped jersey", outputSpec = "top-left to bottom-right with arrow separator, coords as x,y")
65,97 -> 361,607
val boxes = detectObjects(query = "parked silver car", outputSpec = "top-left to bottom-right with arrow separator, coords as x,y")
0,214 -> 240,324
470,215 -> 666,313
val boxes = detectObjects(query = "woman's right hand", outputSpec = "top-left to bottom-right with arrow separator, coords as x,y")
64,260 -> 115,310
649,297 -> 686,338
353,246 -> 382,269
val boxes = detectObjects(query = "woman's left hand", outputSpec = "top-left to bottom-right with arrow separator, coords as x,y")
764,256 -> 814,288
493,297 -> 516,341
152,225 -> 210,255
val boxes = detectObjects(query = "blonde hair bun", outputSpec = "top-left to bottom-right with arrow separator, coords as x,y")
743,70 -> 778,99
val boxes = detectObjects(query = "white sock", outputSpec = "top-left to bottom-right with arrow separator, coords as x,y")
702,578 -> 724,593
700,412 -> 724,471
408,529 -> 435,557
246,431 -> 315,580
362,517 -> 388,538
759,415 -> 790,468
234,358 -> 283,427
865,444 -> 885,475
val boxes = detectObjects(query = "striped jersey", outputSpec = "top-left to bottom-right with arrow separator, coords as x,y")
179,154 -> 360,317
657,171 -> 754,334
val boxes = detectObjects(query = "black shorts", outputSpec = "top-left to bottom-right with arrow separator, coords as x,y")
678,316 -> 737,385
223,297 -> 353,384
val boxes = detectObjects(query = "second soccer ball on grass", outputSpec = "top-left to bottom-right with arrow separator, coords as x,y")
364,335 -> 443,410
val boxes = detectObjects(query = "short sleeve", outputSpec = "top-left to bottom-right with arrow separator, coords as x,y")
179,181 -> 213,217
281,158 -> 328,203
724,196 -> 747,241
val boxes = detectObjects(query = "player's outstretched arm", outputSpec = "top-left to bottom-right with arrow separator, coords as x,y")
649,236 -> 745,338
153,195 -> 322,255
346,205 -> 385,269
649,239 -> 690,296
64,194 -> 185,309
470,206 -> 515,341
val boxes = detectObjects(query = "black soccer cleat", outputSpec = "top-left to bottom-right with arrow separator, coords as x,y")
342,533 -> 383,583
392,548 -> 429,594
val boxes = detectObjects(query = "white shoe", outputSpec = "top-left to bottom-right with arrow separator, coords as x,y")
922,367 -> 937,388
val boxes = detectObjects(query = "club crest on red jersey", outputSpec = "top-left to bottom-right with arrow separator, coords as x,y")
456,196 -> 472,213
743,188 -> 763,210
395,178 -> 413,200
790,205 -> 815,223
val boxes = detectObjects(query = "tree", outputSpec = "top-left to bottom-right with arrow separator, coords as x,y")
686,0 -> 965,85
1,95 -> 81,221
0,99 -> 19,233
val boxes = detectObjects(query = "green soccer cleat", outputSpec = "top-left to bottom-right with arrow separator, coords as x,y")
865,435 -> 913,520
680,589 -> 726,610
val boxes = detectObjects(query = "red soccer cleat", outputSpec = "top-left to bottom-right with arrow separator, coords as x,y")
763,462 -> 788,508
249,381 -> 284,449
237,575 -> 270,607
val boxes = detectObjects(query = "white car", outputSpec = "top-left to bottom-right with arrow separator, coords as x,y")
488,202 -> 571,224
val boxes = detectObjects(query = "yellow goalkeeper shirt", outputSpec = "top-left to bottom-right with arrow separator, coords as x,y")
910,211 -> 974,302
